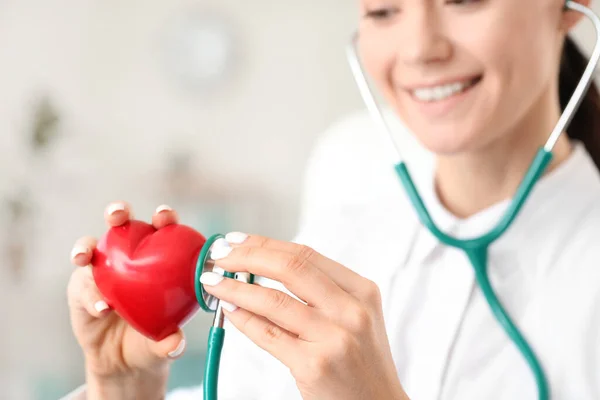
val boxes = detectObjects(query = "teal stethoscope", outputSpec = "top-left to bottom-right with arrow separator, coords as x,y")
196,2 -> 600,399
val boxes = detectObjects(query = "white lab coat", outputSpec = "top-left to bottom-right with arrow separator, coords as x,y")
64,110 -> 600,400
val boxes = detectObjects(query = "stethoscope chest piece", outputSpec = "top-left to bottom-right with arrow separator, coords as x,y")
195,233 -> 255,313
195,233 -> 232,312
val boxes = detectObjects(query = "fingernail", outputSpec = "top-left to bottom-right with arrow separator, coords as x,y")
168,339 -> 186,359
225,232 -> 248,244
155,204 -> 172,214
221,301 -> 238,313
107,202 -> 126,216
94,300 -> 109,313
200,272 -> 225,286
70,246 -> 89,260
210,238 -> 232,260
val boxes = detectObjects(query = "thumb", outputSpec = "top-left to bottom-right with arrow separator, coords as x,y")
148,329 -> 187,360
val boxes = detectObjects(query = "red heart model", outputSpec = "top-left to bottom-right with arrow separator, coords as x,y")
92,220 -> 206,341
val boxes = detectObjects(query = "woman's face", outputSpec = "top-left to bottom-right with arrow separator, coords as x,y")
358,0 -> 569,155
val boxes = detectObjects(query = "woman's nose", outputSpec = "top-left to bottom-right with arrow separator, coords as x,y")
398,9 -> 452,65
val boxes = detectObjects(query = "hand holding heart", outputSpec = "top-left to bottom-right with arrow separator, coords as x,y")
67,202 -> 187,398
68,201 -> 408,400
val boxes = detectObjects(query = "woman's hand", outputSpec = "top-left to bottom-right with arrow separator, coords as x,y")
200,233 -> 409,400
67,202 -> 186,399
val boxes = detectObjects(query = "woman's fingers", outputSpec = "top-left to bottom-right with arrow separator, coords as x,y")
223,307 -> 303,368
201,273 -> 324,340
72,203 -> 180,268
120,328 -> 187,371
103,201 -> 132,227
224,233 -> 368,298
151,204 -> 179,229
79,267 -> 112,318
70,236 -> 98,267
72,201 -> 129,266
103,201 -> 179,230
67,265 -> 111,320
211,243 -> 352,311
146,329 -> 187,360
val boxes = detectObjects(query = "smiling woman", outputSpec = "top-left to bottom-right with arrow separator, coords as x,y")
357,0 -> 600,218
61,1 -> 600,400
358,0 -> 565,156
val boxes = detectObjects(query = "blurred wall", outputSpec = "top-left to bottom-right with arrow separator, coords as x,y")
1,1 -> 599,399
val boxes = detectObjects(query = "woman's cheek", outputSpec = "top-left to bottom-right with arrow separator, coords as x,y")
359,29 -> 398,85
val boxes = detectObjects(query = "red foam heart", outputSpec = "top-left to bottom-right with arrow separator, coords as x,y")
92,220 -> 206,341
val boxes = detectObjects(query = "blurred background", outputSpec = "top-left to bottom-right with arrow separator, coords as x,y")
0,1 -> 599,399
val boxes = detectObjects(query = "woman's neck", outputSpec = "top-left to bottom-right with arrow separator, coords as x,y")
434,91 -> 573,219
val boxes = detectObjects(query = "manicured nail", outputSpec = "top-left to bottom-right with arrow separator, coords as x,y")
94,300 -> 109,313
221,301 -> 238,312
155,204 -> 172,214
225,232 -> 248,244
200,272 -> 225,286
168,339 -> 186,359
107,202 -> 126,215
210,238 -> 232,260
70,246 -> 89,260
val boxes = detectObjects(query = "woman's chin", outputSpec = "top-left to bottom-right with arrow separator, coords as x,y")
412,129 -> 481,156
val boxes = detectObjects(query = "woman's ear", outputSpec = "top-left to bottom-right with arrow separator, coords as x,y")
562,0 -> 592,32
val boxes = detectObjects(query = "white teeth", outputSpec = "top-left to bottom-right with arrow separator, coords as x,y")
413,80 -> 472,102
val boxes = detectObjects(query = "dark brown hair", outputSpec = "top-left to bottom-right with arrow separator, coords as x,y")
560,36 -> 600,169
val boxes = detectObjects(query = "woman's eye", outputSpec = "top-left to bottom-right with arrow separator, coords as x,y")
364,7 -> 399,20
446,0 -> 482,5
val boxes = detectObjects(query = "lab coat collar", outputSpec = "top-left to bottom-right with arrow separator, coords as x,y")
401,141 -> 599,272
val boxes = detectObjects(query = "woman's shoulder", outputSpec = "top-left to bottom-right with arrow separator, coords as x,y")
314,109 -> 433,172
552,143 -> 600,261
302,109 -> 434,206
557,200 -> 600,264
539,190 -> 600,300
